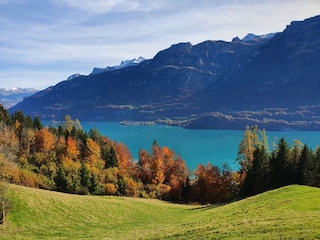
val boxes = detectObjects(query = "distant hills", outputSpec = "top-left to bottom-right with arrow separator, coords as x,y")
10,15 -> 320,130
0,88 -> 37,109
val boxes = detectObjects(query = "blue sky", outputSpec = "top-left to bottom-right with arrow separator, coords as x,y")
0,0 -> 319,89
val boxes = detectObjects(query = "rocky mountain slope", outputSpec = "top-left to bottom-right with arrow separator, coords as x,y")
10,15 -> 320,130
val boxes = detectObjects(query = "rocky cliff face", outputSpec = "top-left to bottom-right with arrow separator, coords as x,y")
11,15 -> 320,130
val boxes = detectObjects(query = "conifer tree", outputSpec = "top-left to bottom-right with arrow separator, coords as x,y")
79,163 -> 90,193
54,167 -> 68,192
89,173 -> 100,194
270,138 -> 290,188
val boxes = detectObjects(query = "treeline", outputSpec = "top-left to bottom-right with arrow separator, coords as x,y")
1,105 -> 319,204
238,126 -> 320,197
0,106 -> 236,203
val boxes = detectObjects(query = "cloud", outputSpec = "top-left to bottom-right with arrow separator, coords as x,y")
54,0 -> 169,14
0,0 -> 320,89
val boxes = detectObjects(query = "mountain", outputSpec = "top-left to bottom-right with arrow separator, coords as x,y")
0,88 -> 38,109
10,15 -> 320,130
90,56 -> 145,75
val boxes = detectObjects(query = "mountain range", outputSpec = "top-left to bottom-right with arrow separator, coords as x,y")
10,15 -> 320,130
0,88 -> 37,109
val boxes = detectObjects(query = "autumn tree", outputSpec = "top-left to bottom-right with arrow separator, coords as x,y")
84,138 -> 104,171
192,163 -> 233,203
35,128 -> 55,154
113,142 -> 133,170
138,149 -> 152,184
0,182 -> 10,228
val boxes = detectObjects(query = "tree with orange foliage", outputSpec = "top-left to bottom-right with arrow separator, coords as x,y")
84,138 -> 104,170
113,142 -> 134,170
65,136 -> 80,160
137,149 -> 152,184
35,128 -> 55,154
193,163 -> 233,204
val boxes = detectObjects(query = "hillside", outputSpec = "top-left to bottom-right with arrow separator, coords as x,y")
10,15 -> 320,130
1,184 -> 320,239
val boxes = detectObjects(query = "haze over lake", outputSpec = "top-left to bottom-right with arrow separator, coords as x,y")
47,121 -> 320,171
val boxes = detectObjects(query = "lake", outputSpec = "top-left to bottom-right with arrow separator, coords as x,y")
79,122 -> 320,171
45,121 -> 320,171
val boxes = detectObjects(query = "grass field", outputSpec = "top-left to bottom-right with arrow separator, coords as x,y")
1,184 -> 320,239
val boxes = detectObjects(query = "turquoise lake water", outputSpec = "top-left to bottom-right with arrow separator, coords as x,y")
79,122 -> 320,171
45,121 -> 320,171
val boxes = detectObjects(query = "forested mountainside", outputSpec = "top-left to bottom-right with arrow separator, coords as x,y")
11,15 -> 320,130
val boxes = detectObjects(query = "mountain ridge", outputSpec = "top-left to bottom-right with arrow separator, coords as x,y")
10,15 -> 320,130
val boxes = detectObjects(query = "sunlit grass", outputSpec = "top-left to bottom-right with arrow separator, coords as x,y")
1,184 -> 320,239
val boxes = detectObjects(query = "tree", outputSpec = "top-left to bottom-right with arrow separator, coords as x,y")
270,138 -> 290,188
103,146 -> 118,168
299,144 -> 312,185
35,128 -> 55,154
305,147 -> 320,187
114,142 -> 133,170
0,182 -> 10,228
0,104 -> 12,125
54,166 -> 68,192
237,126 -> 255,173
33,116 -> 43,130
137,149 -> 152,184
89,173 -> 101,194
79,163 -> 90,193
84,138 -> 104,170
193,163 -> 233,204
241,146 -> 270,197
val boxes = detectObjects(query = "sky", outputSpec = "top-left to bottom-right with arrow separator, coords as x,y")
0,0 -> 319,90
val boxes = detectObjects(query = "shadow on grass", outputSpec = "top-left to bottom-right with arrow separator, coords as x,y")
189,204 -> 224,211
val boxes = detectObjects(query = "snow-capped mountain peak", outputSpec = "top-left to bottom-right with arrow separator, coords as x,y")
90,56 -> 145,75
241,33 -> 277,42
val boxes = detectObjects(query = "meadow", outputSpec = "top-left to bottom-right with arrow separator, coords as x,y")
1,184 -> 320,239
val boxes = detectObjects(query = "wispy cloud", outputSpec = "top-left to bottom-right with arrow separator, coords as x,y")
0,0 -> 319,89
54,0 -> 170,14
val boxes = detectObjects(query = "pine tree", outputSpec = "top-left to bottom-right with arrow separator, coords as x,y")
104,147 -> 118,168
89,173 -> 100,194
270,138 -> 290,188
54,167 -> 68,192
33,116 -> 43,130
241,146 -> 270,197
79,163 -> 90,194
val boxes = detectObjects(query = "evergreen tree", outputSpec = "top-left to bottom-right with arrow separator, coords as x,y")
104,147 -> 118,168
270,138 -> 290,188
182,176 -> 191,202
299,144 -> 313,185
89,173 -> 100,194
287,140 -> 303,184
33,116 -> 43,130
54,167 -> 68,192
117,178 -> 126,196
308,147 -> 320,187
79,163 -> 90,193
241,146 -> 270,197
0,104 -> 12,125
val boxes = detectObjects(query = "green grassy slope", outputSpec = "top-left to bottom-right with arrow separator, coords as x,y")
1,184 -> 320,239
